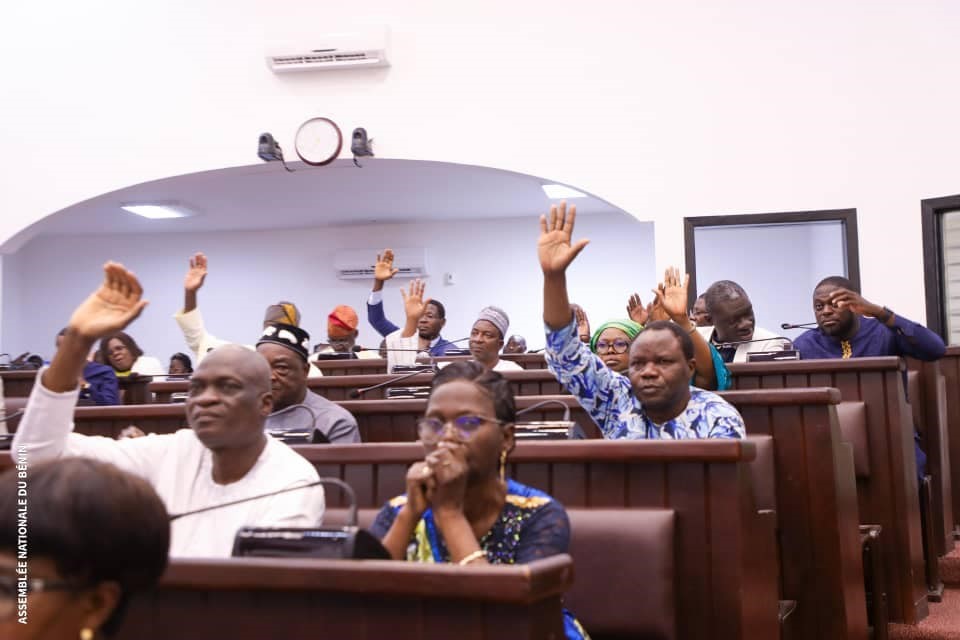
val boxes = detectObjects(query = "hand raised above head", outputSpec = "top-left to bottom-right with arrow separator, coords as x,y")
647,289 -> 671,323
183,252 -> 208,292
658,266 -> 690,323
626,293 -> 648,325
400,279 -> 431,321
538,202 -> 590,276
68,262 -> 149,340
572,304 -> 591,342
374,249 -> 399,282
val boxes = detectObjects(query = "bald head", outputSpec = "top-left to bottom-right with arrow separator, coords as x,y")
186,345 -> 274,451
200,345 -> 271,394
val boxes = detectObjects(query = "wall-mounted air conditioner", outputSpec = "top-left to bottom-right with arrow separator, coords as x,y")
266,28 -> 390,73
334,248 -> 428,280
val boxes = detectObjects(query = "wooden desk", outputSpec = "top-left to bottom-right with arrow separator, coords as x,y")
295,389 -> 867,640
150,369 -> 565,403
311,353 -> 547,376
0,370 -> 38,397
906,358 -> 955,558
296,439 -> 775,640
732,387 -> 867,639
0,395 -> 601,442
1,370 -> 152,405
117,556 -> 572,640
730,357 -> 927,624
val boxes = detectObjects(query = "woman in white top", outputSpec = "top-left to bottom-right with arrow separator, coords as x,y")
98,331 -> 165,377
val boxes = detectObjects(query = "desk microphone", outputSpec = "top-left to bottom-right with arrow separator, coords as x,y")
169,477 -> 338,522
517,399 -> 571,422
379,338 -> 470,373
516,399 -> 576,439
780,322 -> 818,330
349,368 -> 433,398
170,477 -> 389,559
266,403 -> 329,444
379,337 -> 469,356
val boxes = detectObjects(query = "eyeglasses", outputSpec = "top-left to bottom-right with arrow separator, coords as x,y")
595,339 -> 631,355
0,574 -> 87,620
416,415 -> 505,443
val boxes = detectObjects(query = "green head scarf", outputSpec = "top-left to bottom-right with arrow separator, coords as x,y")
590,319 -> 644,353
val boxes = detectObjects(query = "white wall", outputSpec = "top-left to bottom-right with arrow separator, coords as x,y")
3,214 -> 654,360
3,1 -> 959,326
693,221 -> 847,340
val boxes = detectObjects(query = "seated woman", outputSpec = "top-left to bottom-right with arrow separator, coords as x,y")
98,332 -> 165,377
0,457 -> 170,639
369,361 -> 587,639
593,312 -> 730,391
54,329 -> 120,405
168,351 -> 193,377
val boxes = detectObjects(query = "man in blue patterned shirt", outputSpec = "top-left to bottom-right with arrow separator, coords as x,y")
538,202 -> 745,440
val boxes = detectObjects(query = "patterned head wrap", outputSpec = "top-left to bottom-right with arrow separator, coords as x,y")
328,305 -> 359,338
590,319 -> 643,353
257,323 -> 310,363
263,302 -> 301,327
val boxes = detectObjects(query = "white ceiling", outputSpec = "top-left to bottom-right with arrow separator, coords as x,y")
2,158 -> 630,252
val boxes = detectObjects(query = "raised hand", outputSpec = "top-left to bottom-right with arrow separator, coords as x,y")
626,293 -> 648,325
183,253 -> 208,293
572,304 -> 591,343
658,267 -> 690,323
647,290 -> 671,323
374,249 -> 399,282
400,279 -> 431,322
538,202 -> 590,276
68,262 -> 149,340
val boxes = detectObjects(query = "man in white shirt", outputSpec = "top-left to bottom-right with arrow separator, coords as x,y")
697,280 -> 790,363
368,249 -> 459,358
388,283 -> 521,373
173,252 -> 323,377
13,261 -> 324,558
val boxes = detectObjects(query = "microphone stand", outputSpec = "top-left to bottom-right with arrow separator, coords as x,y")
350,368 -> 434,398
517,399 -> 571,422
780,322 -> 818,330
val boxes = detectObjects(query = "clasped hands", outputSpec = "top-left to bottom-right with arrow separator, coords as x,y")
402,441 -> 469,521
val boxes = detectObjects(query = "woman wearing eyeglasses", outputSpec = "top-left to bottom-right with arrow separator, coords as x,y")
589,320 -> 643,374
369,360 -> 588,639
0,458 -> 169,640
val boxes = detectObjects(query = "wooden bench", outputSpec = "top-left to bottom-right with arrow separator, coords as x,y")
906,358 -> 954,599
0,370 -> 38,397
729,357 -> 927,625
931,345 -> 960,539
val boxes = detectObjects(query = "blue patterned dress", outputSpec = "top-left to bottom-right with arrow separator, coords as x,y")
545,318 -> 745,440
369,479 -> 589,639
